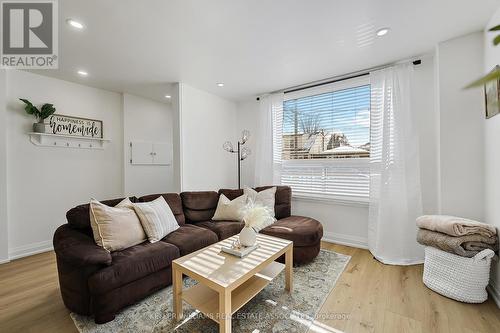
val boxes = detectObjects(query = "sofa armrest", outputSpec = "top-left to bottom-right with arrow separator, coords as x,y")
53,225 -> 112,267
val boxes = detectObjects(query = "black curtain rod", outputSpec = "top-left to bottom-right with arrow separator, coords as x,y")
284,72 -> 369,94
256,59 -> 422,100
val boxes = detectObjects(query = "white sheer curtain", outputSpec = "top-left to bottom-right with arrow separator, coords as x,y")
368,64 -> 424,265
254,93 -> 284,186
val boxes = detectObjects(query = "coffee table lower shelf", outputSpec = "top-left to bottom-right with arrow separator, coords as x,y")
182,261 -> 285,324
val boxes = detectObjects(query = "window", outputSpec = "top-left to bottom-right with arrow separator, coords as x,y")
276,76 -> 370,202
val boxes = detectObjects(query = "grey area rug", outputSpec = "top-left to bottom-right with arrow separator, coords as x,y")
71,249 -> 350,333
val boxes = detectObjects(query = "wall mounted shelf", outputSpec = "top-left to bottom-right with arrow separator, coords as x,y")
28,132 -> 111,150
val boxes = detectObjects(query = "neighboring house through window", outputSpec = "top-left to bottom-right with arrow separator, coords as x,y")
276,76 -> 370,203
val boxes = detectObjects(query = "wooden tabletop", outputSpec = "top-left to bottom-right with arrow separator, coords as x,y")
172,233 -> 292,290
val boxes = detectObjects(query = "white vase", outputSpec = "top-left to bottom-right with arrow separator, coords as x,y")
239,226 -> 256,247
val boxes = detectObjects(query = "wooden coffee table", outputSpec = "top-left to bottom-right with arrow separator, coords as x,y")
172,233 -> 293,333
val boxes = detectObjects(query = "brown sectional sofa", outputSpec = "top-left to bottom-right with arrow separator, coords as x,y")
53,186 -> 323,323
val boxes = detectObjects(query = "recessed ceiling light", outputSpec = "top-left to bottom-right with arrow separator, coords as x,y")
77,70 -> 88,77
66,19 -> 84,29
217,83 -> 224,87
376,27 -> 390,37
165,95 -> 171,99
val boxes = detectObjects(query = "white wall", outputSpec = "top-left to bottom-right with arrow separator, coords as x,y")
5,70 -> 124,259
484,7 -> 500,307
293,200 -> 369,248
0,70 -> 8,263
123,93 -> 175,196
180,83 -> 238,191
171,83 -> 183,192
235,100 -> 259,188
413,57 -> 439,214
435,32 -> 485,220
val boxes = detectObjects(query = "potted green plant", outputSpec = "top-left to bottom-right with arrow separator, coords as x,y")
19,99 -> 56,133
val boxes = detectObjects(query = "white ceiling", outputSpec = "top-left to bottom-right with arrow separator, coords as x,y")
31,0 -> 500,102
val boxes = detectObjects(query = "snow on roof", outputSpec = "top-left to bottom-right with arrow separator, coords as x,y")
320,146 -> 369,154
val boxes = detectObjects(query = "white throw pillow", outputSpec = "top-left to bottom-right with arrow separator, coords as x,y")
212,193 -> 248,221
132,196 -> 180,243
89,198 -> 146,252
244,187 -> 276,217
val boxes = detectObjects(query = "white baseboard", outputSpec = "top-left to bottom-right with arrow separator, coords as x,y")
487,283 -> 500,309
8,240 -> 53,260
322,231 -> 368,250
0,258 -> 10,264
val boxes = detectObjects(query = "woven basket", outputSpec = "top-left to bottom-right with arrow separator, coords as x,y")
423,246 -> 495,303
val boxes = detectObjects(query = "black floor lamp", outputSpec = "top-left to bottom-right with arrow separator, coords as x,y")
223,130 -> 251,189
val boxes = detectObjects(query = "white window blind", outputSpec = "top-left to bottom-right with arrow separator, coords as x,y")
275,76 -> 370,202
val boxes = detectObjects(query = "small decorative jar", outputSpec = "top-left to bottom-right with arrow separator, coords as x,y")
33,119 -> 49,133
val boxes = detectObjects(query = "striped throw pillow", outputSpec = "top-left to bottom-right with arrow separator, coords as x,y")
132,196 -> 180,243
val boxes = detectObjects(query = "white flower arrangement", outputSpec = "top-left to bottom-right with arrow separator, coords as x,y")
241,200 -> 276,232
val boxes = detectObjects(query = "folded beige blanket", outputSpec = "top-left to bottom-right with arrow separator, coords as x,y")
416,215 -> 497,238
417,229 -> 498,258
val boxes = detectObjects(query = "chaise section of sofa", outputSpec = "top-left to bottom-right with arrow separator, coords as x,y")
217,186 -> 323,264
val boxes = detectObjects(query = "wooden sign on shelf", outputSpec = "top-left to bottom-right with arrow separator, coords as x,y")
47,114 -> 103,138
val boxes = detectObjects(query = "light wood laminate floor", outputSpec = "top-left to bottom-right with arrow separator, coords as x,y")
0,242 -> 498,333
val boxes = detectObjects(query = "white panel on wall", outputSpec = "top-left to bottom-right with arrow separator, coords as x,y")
153,143 -> 172,165
131,141 -> 154,165
130,141 -> 172,165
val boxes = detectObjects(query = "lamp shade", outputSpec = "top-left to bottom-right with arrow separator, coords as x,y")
240,147 -> 251,160
241,130 -> 250,144
223,141 -> 234,152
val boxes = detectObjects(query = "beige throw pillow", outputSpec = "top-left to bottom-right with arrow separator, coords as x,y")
212,193 -> 248,221
132,196 -> 180,243
89,198 -> 146,252
244,187 -> 276,216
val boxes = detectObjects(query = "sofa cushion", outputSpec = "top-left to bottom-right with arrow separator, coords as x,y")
88,241 -> 179,295
162,225 -> 218,256
66,197 -> 137,230
256,186 -> 291,219
195,220 -> 245,240
219,186 -> 291,220
180,191 -> 219,222
260,215 -> 323,247
218,188 -> 243,200
138,193 -> 185,225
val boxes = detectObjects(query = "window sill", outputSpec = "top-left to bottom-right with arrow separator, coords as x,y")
291,194 -> 369,207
